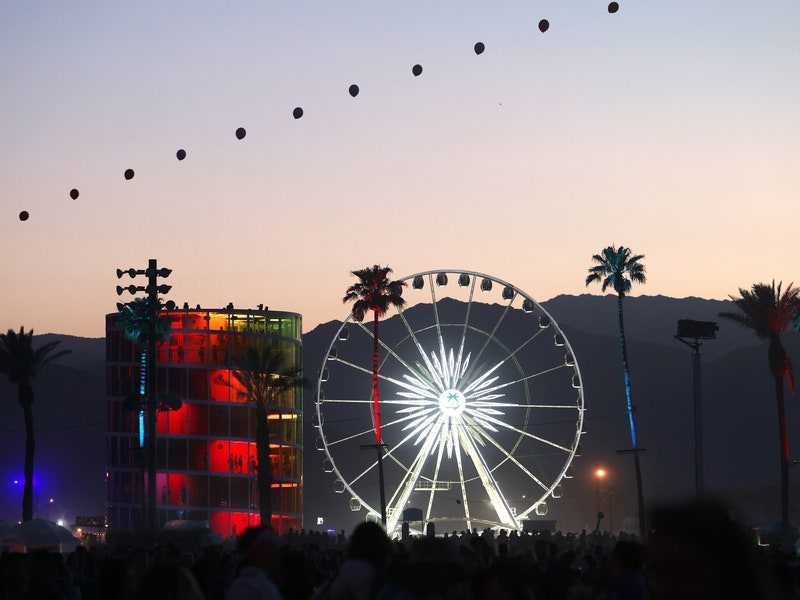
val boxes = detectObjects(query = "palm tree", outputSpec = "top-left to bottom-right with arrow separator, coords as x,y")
0,327 -> 70,522
586,245 -> 647,540
343,265 -> 406,525
115,297 -> 172,530
720,281 -> 800,537
229,341 -> 304,530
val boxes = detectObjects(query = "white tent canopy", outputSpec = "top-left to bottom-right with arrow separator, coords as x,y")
1,519 -> 80,554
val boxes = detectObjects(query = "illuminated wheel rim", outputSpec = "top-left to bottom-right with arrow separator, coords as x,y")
315,269 -> 585,534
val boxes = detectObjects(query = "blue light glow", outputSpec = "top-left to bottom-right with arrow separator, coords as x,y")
138,351 -> 146,448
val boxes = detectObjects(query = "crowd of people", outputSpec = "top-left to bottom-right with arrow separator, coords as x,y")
1,503 -> 800,599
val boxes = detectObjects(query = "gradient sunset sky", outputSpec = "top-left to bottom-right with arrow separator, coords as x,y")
2,1 -> 798,337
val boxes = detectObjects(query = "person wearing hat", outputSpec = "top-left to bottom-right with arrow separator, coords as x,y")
226,527 -> 283,600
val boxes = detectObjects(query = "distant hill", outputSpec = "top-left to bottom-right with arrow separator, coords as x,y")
542,294 -> 752,360
1,294 -> 797,533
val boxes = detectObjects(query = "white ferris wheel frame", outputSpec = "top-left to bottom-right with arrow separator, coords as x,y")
315,269 -> 586,534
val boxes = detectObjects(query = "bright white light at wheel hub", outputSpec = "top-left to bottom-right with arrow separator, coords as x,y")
438,389 -> 466,417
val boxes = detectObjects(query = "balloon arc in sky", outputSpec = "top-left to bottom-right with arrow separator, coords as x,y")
17,6 -> 623,222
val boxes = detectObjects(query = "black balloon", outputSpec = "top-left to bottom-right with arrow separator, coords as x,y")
176,149 -> 186,161
349,84 -> 359,97
474,42 -> 485,55
538,19 -> 549,32
69,188 -> 79,200
608,2 -> 619,13
235,127 -> 246,140
19,211 -> 29,221
124,169 -> 135,180
293,107 -> 304,119
412,64 -> 423,76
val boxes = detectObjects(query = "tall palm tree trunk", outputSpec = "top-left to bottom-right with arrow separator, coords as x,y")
617,294 -> 637,447
617,293 -> 646,541
255,401 -> 273,530
775,373 -> 790,536
372,312 -> 388,525
372,312 -> 382,443
20,383 -> 35,522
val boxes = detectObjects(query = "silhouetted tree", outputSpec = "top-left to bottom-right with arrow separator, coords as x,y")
229,341 -> 303,530
720,281 -> 800,537
586,245 -> 647,540
0,328 -> 70,521
343,266 -> 406,444
343,265 -> 406,525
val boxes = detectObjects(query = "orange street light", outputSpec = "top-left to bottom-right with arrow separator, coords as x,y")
594,465 -> 607,514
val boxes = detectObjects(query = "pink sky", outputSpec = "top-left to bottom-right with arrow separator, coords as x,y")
2,1 -> 798,337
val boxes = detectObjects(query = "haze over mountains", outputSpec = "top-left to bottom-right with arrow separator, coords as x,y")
2,294 -> 799,533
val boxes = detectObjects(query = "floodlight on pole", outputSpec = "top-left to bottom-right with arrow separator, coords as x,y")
675,319 -> 718,500
113,258 -> 172,532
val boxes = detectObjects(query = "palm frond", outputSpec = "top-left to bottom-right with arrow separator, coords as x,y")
0,327 -> 70,384
344,264 -> 405,321
585,245 -> 646,297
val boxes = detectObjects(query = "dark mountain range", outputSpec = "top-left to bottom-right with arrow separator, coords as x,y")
1,294 -> 799,533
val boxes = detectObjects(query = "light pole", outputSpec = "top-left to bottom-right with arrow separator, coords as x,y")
675,319 -> 718,500
116,259 -> 173,531
594,466 -> 607,514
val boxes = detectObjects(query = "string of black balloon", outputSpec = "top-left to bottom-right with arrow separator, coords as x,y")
16,2 -> 622,223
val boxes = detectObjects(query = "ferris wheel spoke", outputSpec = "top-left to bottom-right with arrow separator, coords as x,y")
353,320 -> 436,390
395,307 -> 446,391
461,294 -> 517,386
325,398 -> 434,406
466,363 -> 568,400
386,420 -> 442,533
348,418 -> 434,487
506,327 -> 547,361
463,409 -> 571,453
334,357 -> 439,400
457,422 -> 520,529
427,274 -> 448,386
425,431 -> 447,524
471,401 -> 577,410
452,427 -> 473,532
327,409 -> 435,447
456,276 -> 477,382
468,422 -> 550,493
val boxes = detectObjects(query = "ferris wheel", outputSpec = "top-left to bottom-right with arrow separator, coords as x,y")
315,269 -> 585,534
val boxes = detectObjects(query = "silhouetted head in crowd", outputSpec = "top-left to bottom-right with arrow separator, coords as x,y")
534,538 -> 551,564
474,557 -> 532,600
405,537 -> 465,596
135,563 -> 204,600
0,553 -> 29,599
346,521 -> 392,569
236,526 -> 279,572
648,502 -> 774,600
609,540 -> 646,574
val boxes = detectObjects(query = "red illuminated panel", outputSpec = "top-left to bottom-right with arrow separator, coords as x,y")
210,370 -> 246,402
167,403 -> 189,435
208,511 -> 300,537
168,473 -> 187,505
209,440 -> 257,474
157,411 -> 167,434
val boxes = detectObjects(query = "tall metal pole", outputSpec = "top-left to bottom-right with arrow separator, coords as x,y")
361,443 -> 388,526
146,259 -> 158,531
377,447 -> 387,526
692,342 -> 704,500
